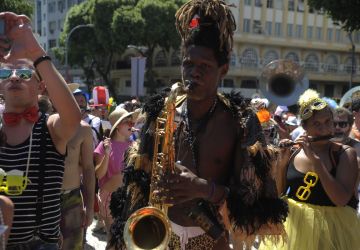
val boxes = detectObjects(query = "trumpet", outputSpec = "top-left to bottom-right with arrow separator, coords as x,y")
279,135 -> 333,148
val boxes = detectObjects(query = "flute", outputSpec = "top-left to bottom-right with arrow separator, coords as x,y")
279,135 -> 333,148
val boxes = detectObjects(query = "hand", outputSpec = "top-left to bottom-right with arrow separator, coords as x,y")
155,162 -> 207,205
103,138 -> 112,155
83,208 -> 94,228
295,135 -> 321,164
0,12 -> 45,63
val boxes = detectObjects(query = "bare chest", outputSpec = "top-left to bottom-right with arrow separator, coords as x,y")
175,113 -> 237,182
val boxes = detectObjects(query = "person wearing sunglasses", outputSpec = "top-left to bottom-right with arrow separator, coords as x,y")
350,98 -> 360,141
0,12 -> 81,249
333,107 -> 360,210
261,89 -> 360,250
93,108 -> 136,244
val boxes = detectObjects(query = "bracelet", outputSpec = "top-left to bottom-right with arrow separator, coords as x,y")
33,55 -> 51,68
206,181 -> 216,201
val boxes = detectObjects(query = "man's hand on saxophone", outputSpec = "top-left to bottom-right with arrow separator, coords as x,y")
155,162 -> 228,205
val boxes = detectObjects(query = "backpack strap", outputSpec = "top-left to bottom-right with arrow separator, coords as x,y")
34,115 -> 48,236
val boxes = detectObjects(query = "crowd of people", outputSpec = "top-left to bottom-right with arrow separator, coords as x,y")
0,0 -> 360,249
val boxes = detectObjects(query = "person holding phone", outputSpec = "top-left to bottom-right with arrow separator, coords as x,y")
0,12 -> 81,249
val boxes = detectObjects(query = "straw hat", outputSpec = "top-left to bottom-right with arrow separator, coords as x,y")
109,108 -> 134,137
67,83 -> 80,93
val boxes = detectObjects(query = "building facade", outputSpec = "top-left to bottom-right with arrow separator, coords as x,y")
32,0 -> 86,81
112,0 -> 360,100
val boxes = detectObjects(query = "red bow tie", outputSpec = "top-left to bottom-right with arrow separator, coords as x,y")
3,106 -> 39,126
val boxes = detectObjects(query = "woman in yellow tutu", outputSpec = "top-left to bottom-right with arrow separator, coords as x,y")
261,89 -> 360,250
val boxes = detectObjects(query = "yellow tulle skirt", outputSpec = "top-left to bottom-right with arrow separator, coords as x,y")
259,198 -> 360,250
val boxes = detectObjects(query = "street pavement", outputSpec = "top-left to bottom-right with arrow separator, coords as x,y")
84,219 -> 107,250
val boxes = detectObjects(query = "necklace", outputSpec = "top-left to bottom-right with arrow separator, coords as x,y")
180,97 -> 218,176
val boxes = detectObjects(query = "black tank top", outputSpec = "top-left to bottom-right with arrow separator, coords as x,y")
286,144 -> 358,209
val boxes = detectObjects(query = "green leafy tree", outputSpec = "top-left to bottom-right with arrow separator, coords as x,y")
135,0 -> 181,93
58,0 -> 182,98
58,0 -> 121,95
0,0 -> 33,17
308,0 -> 360,32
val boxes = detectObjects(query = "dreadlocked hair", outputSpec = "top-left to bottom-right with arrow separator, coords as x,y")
175,0 -> 236,66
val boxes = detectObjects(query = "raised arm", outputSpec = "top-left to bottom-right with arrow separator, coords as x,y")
0,12 -> 81,153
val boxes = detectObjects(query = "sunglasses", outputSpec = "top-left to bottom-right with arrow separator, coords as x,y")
0,68 -> 40,81
333,121 -> 348,128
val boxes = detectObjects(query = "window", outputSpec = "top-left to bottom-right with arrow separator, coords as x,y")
307,26 -> 313,39
267,0 -> 273,8
344,57 -> 356,74
245,0 -> 252,5
316,27 -> 322,40
324,55 -> 338,72
240,48 -> 258,68
335,29 -> 341,42
223,79 -> 234,88
304,53 -> 319,72
243,19 -> 251,33
297,0 -> 305,12
241,80 -> 257,89
288,0 -> 294,11
324,84 -> 334,97
171,50 -> 181,66
67,0 -> 74,7
285,52 -> 299,63
154,50 -> 167,67
266,21 -> 272,35
263,50 -> 279,65
48,1 -> 56,13
255,0 -> 262,7
125,80 -> 131,87
275,22 -> 282,37
48,39 -> 57,48
327,28 -> 333,41
274,0 -> 283,10
287,24 -> 293,37
355,32 -> 360,43
296,25 -> 302,38
58,0 -> 64,12
253,20 -> 262,34
230,53 -> 236,66
48,21 -> 56,34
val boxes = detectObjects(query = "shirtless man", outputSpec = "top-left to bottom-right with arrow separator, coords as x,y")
60,107 -> 95,249
108,1 -> 288,249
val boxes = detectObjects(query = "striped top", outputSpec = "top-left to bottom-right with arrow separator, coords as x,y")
0,114 -> 65,245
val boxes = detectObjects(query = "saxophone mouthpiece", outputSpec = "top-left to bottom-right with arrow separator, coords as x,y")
184,80 -> 195,91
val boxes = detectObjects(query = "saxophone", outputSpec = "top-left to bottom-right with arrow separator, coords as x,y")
123,82 -> 185,250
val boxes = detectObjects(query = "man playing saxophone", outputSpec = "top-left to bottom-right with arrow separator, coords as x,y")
108,1 -> 288,249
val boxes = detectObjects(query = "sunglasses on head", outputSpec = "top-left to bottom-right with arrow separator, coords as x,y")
0,68 -> 40,81
333,121 -> 348,128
